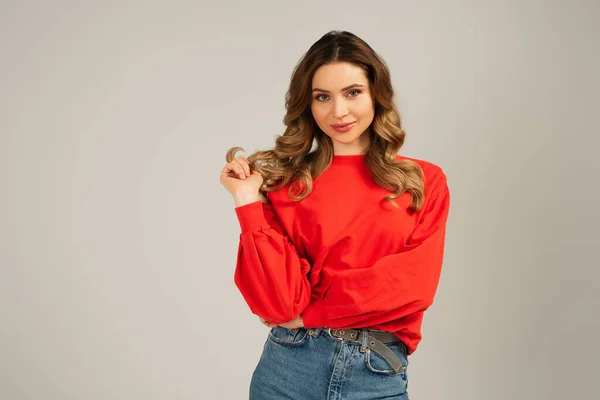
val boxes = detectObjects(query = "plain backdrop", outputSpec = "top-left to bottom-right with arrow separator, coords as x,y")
1,0 -> 598,399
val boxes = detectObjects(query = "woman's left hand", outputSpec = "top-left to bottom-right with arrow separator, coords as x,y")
279,315 -> 304,329
259,316 -> 278,328
259,315 -> 304,329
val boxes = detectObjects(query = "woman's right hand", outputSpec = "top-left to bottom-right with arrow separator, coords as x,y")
220,156 -> 263,206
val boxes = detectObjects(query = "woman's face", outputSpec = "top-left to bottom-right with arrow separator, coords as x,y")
310,62 -> 375,155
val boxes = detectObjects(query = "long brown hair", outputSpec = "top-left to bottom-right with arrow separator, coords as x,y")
226,30 -> 425,212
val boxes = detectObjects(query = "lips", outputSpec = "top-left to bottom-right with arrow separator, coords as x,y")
330,121 -> 357,133
331,122 -> 356,128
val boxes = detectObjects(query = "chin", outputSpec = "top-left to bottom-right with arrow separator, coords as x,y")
331,133 -> 362,143
335,138 -> 359,145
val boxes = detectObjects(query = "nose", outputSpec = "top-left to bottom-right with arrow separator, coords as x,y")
332,99 -> 349,119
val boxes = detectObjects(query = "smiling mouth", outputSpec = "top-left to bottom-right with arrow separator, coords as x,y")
331,122 -> 356,128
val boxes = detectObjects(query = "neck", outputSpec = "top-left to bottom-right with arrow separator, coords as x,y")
331,153 -> 366,166
332,131 -> 371,156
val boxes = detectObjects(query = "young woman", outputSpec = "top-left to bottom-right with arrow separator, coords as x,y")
220,30 -> 450,400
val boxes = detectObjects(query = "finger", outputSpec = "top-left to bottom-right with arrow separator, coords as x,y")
226,162 -> 246,179
240,157 -> 252,176
220,167 -> 238,180
263,319 -> 277,328
230,160 -> 247,179
233,158 -> 251,178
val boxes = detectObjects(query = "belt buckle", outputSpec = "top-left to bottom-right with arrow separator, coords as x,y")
325,328 -> 344,341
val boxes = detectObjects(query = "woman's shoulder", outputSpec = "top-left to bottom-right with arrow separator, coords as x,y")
394,154 -> 448,193
263,180 -> 296,205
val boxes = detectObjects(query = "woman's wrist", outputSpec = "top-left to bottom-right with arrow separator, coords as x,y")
233,190 -> 260,208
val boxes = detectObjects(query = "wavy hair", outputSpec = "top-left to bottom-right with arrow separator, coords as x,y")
226,30 -> 425,212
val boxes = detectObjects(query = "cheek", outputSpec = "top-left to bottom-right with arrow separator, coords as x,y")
355,99 -> 375,120
311,104 -> 328,125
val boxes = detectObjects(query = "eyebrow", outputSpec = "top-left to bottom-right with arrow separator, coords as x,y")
311,83 -> 366,93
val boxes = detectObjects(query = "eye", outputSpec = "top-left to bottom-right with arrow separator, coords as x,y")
315,94 -> 329,101
347,89 -> 361,97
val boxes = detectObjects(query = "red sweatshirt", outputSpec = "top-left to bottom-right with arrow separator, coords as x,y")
233,154 -> 450,354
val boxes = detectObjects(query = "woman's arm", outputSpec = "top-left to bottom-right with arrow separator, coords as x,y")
221,156 -> 313,325
301,178 -> 450,328
234,199 -> 313,325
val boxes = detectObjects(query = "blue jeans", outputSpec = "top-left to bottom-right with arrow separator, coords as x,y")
250,326 -> 409,399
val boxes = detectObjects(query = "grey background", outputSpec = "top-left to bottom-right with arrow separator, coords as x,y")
1,0 -> 598,399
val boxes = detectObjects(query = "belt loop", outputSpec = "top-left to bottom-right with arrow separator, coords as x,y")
309,328 -> 322,337
360,328 -> 369,352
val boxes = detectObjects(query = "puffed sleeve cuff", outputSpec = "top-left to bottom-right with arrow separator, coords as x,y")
234,200 -> 268,233
301,300 -> 329,328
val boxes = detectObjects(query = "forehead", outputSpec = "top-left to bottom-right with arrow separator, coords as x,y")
311,62 -> 369,89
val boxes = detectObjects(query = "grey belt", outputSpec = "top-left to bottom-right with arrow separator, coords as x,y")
308,328 -> 407,373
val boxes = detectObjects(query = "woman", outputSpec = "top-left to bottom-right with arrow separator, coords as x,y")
220,30 -> 450,400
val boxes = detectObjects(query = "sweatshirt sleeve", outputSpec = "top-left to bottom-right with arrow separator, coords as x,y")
301,174 -> 450,328
233,199 -> 313,324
